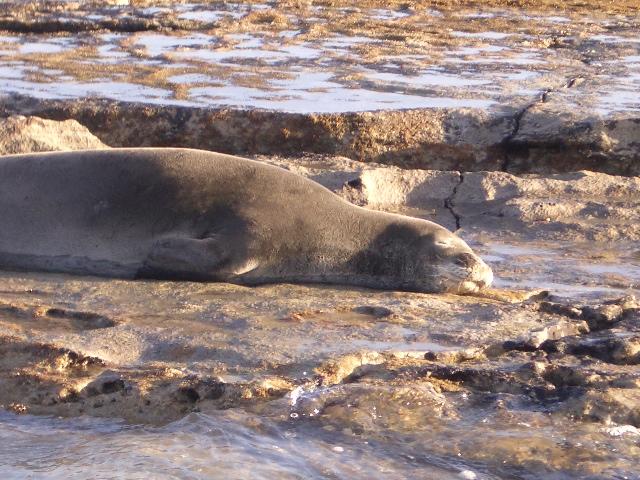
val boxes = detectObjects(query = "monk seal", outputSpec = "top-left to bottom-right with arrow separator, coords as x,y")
0,148 -> 492,293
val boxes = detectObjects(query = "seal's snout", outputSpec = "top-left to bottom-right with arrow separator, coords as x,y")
455,252 -> 493,293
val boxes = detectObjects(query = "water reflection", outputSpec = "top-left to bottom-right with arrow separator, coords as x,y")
0,410 -> 466,479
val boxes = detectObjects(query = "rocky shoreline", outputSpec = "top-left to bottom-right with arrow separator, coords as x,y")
0,117 -> 638,476
0,1 -> 639,475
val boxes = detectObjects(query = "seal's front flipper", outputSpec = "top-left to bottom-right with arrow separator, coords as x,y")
137,235 -> 232,280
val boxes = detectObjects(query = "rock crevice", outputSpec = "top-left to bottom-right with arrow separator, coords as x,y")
444,171 -> 463,231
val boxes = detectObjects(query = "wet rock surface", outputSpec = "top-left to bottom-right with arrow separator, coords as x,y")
1,273 -> 639,476
0,117 -> 639,478
0,0 -> 639,174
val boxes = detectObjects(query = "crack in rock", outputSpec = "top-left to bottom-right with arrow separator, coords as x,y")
501,77 -> 582,172
444,171 -> 463,231
500,101 -> 538,172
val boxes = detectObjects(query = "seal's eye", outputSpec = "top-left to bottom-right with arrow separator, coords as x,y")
455,253 -> 476,268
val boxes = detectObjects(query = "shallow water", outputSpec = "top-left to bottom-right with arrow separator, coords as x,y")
1,3 -> 637,113
479,241 -> 640,300
0,410 -> 469,479
2,393 -> 639,479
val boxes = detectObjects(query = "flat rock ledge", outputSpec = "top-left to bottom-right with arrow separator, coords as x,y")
3,95 -> 639,176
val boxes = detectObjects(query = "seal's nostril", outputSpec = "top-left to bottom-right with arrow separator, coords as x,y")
347,178 -> 362,189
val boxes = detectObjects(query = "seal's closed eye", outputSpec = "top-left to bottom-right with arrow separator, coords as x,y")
455,253 -> 477,268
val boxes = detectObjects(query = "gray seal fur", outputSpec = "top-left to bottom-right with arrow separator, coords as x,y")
0,148 -> 492,293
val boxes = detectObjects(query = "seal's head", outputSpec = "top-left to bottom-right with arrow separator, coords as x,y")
420,227 -> 494,294
358,218 -> 493,294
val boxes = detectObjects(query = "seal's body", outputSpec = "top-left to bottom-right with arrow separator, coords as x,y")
0,148 -> 492,293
